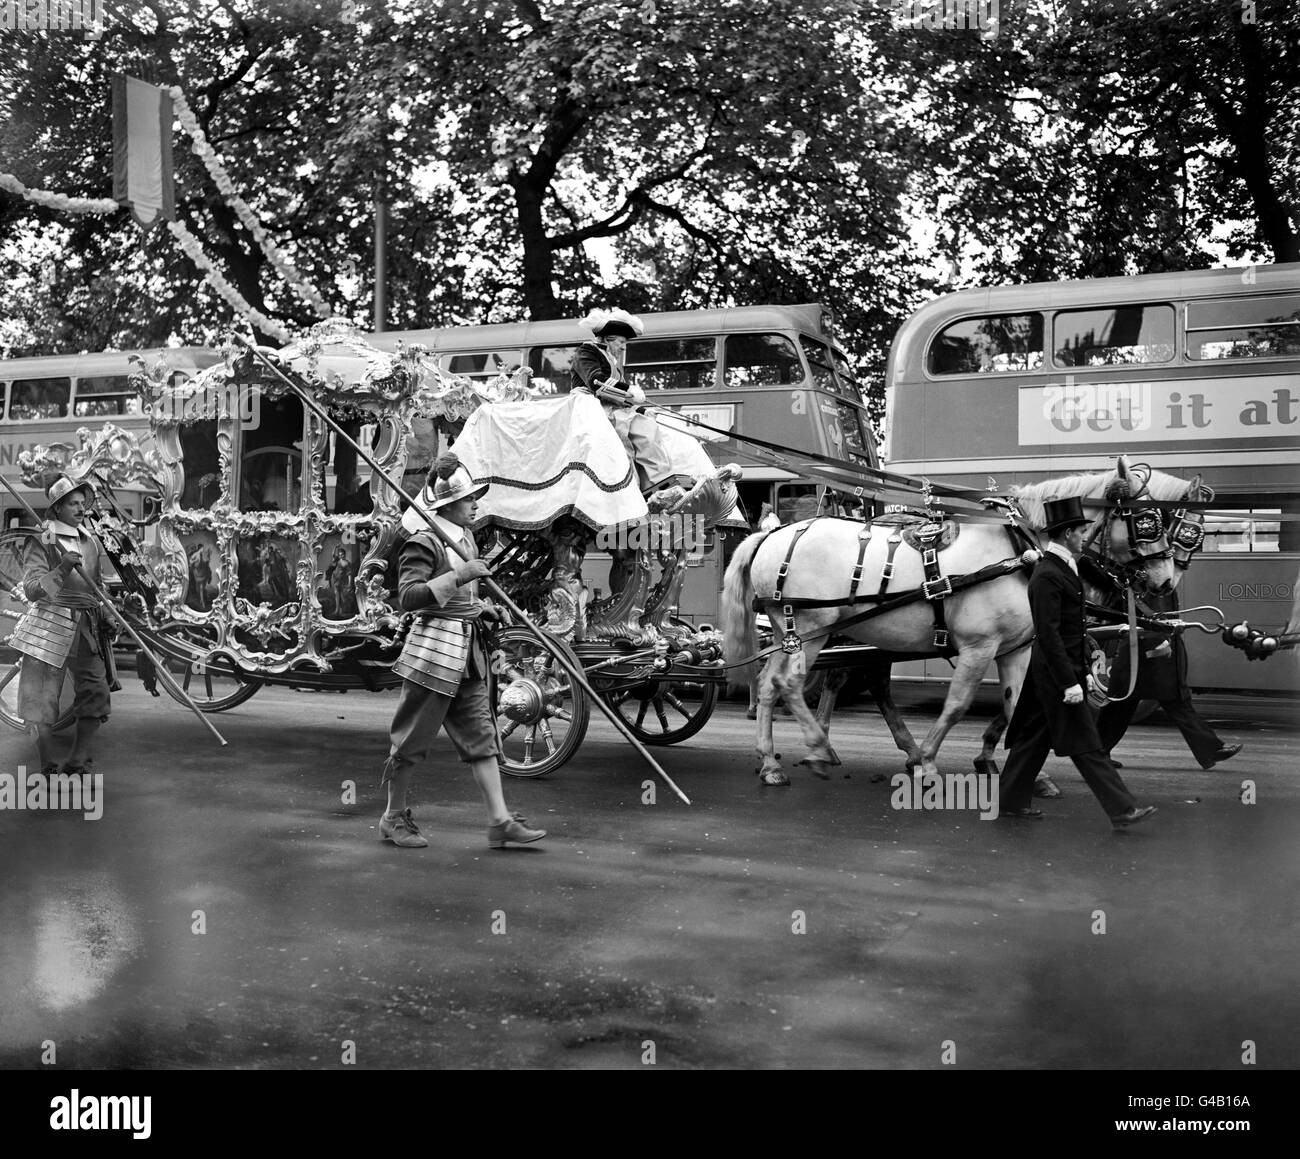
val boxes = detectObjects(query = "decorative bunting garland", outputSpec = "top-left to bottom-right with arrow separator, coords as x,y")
169,86 -> 332,320
2,81 -> 336,340
167,219 -> 293,344
0,171 -> 119,215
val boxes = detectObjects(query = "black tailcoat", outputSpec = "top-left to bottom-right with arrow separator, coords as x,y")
1005,550 -> 1104,758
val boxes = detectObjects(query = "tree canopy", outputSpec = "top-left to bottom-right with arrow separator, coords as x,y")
1,0 -> 1296,405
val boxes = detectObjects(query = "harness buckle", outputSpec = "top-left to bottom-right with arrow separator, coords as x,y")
881,561 -> 894,581
922,547 -> 938,568
923,576 -> 953,600
932,627 -> 949,650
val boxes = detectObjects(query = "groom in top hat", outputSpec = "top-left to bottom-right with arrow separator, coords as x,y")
999,495 -> 1157,830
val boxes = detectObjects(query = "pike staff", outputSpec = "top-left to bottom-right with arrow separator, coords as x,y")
236,337 -> 692,805
0,472 -> 228,747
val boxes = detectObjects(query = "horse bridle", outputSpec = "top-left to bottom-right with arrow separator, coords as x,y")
1081,470 -> 1209,594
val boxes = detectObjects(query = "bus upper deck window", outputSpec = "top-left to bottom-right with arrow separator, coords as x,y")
444,350 -> 525,379
75,374 -> 142,417
799,337 -> 839,393
724,333 -> 801,387
528,345 -> 580,394
8,377 -> 70,420
927,315 -> 1043,375
625,337 -> 716,392
1187,293 -> 1300,360
1053,305 -> 1174,367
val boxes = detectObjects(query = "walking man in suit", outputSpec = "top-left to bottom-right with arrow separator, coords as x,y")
999,496 -> 1157,829
1098,589 -> 1242,770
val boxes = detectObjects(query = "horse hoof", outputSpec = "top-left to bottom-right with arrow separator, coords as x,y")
758,770 -> 790,787
827,746 -> 842,766
973,758 -> 999,777
797,757 -> 832,780
745,707 -> 757,720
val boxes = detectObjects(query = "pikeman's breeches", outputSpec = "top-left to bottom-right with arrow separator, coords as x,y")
384,675 -> 501,777
17,617 -> 111,725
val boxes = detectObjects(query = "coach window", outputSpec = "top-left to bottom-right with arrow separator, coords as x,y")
724,333 -> 802,387
179,420 -> 222,510
237,395 -> 304,513
528,345 -> 580,394
1187,294 -> 1300,360
0,381 -> 7,418
927,314 -> 1043,375
1053,305 -> 1175,367
75,374 -> 142,416
8,377 -> 70,420
625,337 -> 716,392
799,337 -> 839,394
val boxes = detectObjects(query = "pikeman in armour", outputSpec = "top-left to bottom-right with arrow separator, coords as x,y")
11,475 -> 117,778
572,308 -> 694,507
378,453 -> 547,850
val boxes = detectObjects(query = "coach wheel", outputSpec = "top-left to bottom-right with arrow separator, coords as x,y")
0,653 -> 77,733
150,624 -> 264,712
491,625 -> 590,778
604,679 -> 718,745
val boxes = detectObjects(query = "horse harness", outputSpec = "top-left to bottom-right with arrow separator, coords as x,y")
753,506 -> 1040,658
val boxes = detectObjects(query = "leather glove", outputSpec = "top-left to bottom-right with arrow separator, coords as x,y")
57,550 -> 84,574
453,559 -> 492,586
626,385 -> 647,405
1063,684 -> 1084,705
1145,639 -> 1172,660
1085,674 -> 1096,693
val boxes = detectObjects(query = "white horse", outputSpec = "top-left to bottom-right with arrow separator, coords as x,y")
723,458 -> 1200,785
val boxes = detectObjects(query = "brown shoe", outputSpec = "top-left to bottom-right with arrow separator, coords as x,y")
380,808 -> 428,848
488,812 -> 547,849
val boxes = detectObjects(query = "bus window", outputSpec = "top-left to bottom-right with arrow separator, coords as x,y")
1052,305 -> 1174,367
799,337 -> 839,393
443,349 -> 524,379
75,374 -> 142,417
1201,508 -> 1281,553
528,345 -> 580,394
8,377 -> 70,420
775,482 -> 821,524
1187,293 -> 1300,360
626,337 -> 716,392
927,314 -> 1043,375
724,333 -> 802,387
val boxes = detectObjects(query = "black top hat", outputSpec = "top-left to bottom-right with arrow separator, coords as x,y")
1042,496 -> 1090,535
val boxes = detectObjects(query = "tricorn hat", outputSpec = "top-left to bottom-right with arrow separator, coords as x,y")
581,307 -> 645,341
45,474 -> 93,519
1043,495 -> 1090,534
426,453 -> 488,510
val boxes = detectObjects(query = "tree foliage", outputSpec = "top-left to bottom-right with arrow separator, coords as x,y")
0,0 -> 1295,406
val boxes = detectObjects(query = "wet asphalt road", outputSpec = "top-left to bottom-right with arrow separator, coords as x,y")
0,679 -> 1296,1070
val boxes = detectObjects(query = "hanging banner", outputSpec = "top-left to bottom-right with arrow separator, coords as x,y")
112,75 -> 174,228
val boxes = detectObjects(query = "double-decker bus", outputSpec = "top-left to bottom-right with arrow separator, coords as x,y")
0,348 -> 222,527
884,263 -> 1300,694
372,303 -> 879,625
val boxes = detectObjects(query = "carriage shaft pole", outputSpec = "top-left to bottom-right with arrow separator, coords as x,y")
0,473 -> 228,747
238,340 -> 691,805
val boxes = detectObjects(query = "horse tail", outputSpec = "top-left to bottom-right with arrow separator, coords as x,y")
722,530 -> 768,692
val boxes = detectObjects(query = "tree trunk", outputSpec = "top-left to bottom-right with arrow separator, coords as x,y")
1216,24 -> 1300,263
511,173 -> 562,320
